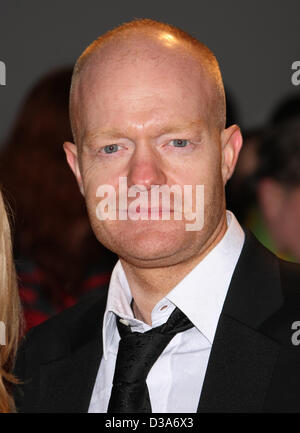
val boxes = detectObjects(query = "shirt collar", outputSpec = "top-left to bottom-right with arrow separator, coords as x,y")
102,210 -> 245,358
166,210 -> 245,343
102,260 -> 133,359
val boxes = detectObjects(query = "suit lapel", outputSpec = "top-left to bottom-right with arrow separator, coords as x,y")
37,292 -> 107,413
198,231 -> 283,412
197,314 -> 280,412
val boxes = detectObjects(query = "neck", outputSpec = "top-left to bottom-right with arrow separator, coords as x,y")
121,213 -> 228,325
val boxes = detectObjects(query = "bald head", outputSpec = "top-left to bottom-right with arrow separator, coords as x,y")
69,19 -> 226,142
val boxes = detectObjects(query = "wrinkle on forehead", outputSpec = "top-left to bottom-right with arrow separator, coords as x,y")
82,119 -> 207,148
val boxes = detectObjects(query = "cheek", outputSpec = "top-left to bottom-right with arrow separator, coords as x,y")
81,155 -> 112,191
177,146 -> 221,182
199,154 -> 224,213
187,155 -> 222,192
80,162 -> 109,223
82,167 -> 101,200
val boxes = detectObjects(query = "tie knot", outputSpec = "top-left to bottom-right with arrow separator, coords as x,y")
116,306 -> 193,339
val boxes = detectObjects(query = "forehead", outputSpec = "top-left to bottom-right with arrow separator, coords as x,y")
73,38 -> 214,139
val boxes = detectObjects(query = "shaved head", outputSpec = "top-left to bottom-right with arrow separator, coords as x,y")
69,19 -> 226,143
64,17 -> 242,273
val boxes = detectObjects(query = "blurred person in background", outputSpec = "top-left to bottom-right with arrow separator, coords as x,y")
227,94 -> 300,263
0,188 -> 23,412
0,68 -> 117,332
251,117 -> 300,263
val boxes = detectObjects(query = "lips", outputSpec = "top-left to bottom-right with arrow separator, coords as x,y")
129,206 -> 174,218
117,205 -> 175,218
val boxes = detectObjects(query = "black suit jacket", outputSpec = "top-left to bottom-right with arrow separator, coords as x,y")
14,231 -> 300,412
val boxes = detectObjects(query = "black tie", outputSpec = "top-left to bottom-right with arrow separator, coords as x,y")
107,306 -> 194,413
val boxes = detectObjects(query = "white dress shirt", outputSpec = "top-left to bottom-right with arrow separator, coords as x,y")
88,211 -> 245,413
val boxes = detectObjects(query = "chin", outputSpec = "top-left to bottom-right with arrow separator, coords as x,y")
96,220 -> 194,266
118,244 -> 189,268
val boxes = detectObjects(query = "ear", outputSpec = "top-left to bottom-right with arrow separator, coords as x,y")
220,125 -> 243,185
63,141 -> 84,195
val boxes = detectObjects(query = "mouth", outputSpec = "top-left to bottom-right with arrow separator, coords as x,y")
118,205 -> 175,219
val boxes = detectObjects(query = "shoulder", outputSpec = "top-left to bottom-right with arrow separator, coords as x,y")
228,229 -> 300,334
276,258 -> 300,318
242,229 -> 300,296
278,259 -> 300,293
17,287 -> 108,364
260,256 -> 300,341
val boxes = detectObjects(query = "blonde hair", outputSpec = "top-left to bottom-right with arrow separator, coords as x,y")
0,189 -> 22,412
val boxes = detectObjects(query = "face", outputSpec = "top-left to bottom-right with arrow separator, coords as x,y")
65,37 -> 242,268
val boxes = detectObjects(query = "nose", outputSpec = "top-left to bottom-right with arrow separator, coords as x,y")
127,142 -> 167,190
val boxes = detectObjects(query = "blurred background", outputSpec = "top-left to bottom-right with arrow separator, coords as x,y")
1,0 -> 300,141
0,0 -> 299,331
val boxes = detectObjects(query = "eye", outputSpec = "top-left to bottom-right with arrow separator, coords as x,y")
170,139 -> 189,147
100,144 -> 120,154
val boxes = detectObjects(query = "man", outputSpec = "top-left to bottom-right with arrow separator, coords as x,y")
14,19 -> 300,413
254,118 -> 300,263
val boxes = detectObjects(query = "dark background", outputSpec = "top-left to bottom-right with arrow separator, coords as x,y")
0,0 -> 299,144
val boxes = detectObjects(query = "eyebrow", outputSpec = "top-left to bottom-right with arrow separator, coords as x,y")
155,120 -> 205,135
83,120 -> 205,144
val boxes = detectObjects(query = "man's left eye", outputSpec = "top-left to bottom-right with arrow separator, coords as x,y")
101,144 -> 120,154
171,139 -> 188,147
